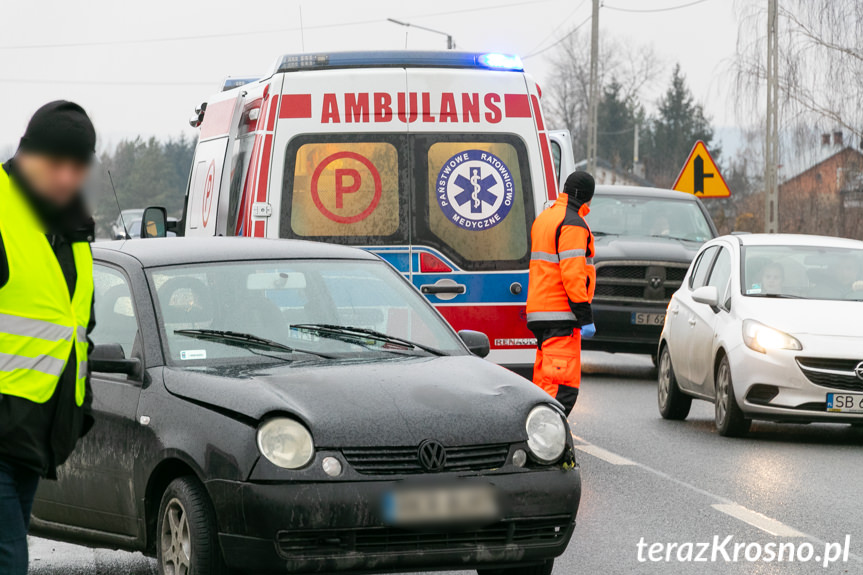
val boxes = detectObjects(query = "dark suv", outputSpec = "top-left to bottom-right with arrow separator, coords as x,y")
585,186 -> 718,361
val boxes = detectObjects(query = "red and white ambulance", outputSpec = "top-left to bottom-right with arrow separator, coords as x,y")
181,50 -> 574,367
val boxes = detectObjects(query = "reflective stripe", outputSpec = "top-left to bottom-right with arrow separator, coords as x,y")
586,257 -> 595,265
531,251 -> 559,263
78,360 -> 88,379
526,311 -> 578,322
0,312 -> 74,342
76,326 -> 87,342
559,249 -> 586,260
0,352 -> 66,377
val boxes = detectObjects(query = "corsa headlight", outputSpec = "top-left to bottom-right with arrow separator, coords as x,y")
256,418 -> 314,469
525,405 -> 567,463
742,319 -> 802,354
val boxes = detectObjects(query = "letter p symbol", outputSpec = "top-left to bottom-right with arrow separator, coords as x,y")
335,169 -> 361,208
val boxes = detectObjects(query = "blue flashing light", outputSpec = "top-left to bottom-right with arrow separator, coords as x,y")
273,51 -> 524,74
221,77 -> 259,92
477,53 -> 524,71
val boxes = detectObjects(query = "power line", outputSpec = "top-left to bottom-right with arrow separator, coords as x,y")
0,0 -> 561,51
602,0 -> 710,14
524,0 -> 588,55
523,14 -> 592,59
0,78 -> 214,86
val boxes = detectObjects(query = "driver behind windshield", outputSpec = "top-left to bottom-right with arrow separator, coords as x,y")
760,263 -> 785,295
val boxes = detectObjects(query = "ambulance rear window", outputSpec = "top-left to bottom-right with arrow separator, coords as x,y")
283,136 -> 407,244
416,137 -> 534,269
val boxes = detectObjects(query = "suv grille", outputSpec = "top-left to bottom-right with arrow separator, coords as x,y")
594,261 -> 689,303
341,444 -> 510,475
275,515 -> 574,557
796,357 -> 863,392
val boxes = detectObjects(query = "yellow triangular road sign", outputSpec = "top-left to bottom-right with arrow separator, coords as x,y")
672,141 -> 730,198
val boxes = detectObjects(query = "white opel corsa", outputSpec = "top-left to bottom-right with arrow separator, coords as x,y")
657,233 -> 863,436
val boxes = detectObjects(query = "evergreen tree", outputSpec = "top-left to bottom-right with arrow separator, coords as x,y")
643,64 -> 718,188
597,79 -> 643,171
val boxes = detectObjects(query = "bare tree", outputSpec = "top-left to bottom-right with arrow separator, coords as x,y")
732,0 -> 863,150
544,30 -> 662,161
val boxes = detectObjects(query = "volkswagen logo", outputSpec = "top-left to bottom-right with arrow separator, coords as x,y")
417,439 -> 447,472
855,362 -> 863,381
649,276 -> 664,289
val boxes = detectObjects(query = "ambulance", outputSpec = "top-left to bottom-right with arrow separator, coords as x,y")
180,50 -> 575,367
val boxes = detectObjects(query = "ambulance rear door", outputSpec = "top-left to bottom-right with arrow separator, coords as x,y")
548,129 -> 575,198
271,69 -> 412,278
405,69 -> 553,366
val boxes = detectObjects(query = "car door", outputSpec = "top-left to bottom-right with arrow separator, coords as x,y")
670,245 -> 719,387
687,245 -> 733,393
32,263 -> 143,536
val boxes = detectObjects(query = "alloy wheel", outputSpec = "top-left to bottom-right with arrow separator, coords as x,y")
715,362 -> 730,425
658,351 -> 672,410
161,498 -> 191,575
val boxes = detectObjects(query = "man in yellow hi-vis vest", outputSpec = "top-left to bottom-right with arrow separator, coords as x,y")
0,101 -> 96,575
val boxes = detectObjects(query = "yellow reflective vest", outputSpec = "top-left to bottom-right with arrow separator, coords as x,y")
0,168 -> 93,406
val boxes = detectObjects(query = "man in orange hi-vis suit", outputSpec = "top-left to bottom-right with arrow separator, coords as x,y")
526,171 -> 597,414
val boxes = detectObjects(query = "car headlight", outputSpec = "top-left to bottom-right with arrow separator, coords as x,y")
256,417 -> 314,469
742,319 -> 802,354
525,405 -> 567,463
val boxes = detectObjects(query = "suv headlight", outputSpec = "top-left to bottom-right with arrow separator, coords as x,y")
525,405 -> 567,463
257,418 -> 314,469
742,319 -> 802,354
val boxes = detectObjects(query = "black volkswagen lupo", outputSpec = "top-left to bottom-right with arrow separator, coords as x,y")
30,237 -> 580,575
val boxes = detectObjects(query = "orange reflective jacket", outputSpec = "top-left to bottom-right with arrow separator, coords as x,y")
526,193 -> 595,330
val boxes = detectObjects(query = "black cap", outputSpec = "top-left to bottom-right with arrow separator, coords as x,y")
563,170 -> 595,204
18,100 -> 96,163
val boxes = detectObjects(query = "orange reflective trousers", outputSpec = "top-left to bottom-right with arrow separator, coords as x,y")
532,329 -> 581,414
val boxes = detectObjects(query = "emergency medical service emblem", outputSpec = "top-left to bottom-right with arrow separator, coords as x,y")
436,150 -> 514,231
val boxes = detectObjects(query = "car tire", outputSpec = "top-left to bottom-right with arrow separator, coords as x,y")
157,476 -> 228,575
657,346 -> 691,420
714,355 -> 751,437
478,559 -> 554,575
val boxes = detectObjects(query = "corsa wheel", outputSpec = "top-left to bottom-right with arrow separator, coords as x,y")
156,476 -> 229,575
161,499 -> 191,575
657,346 -> 691,420
714,356 -> 751,437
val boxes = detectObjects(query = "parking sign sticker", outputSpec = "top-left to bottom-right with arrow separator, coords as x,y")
436,149 -> 514,231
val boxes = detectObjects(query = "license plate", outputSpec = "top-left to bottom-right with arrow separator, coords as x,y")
631,312 -> 666,326
827,393 -> 863,413
382,484 -> 499,526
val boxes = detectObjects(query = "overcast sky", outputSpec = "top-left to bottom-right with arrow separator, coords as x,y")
1,0 -> 740,155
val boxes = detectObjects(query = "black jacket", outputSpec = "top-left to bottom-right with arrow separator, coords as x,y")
0,160 -> 95,478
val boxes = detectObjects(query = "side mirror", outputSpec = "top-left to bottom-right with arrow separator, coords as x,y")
691,285 -> 719,307
141,206 -> 167,239
458,330 -> 490,358
90,343 -> 141,378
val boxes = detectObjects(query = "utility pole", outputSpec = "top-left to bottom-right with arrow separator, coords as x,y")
764,0 -> 779,232
586,0 -> 600,174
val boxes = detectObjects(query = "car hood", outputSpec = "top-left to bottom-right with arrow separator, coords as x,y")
162,356 -> 553,447
737,298 -> 863,337
594,235 -> 703,262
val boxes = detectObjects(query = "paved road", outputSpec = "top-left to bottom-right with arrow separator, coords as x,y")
29,352 -> 863,574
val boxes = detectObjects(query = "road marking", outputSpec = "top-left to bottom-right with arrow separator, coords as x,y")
573,443 -> 636,466
712,503 -> 805,537
570,432 -> 860,560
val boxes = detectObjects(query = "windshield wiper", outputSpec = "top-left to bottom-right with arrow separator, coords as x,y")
747,293 -> 804,299
174,329 -> 334,358
649,234 -> 698,242
592,231 -> 618,237
290,324 -> 446,356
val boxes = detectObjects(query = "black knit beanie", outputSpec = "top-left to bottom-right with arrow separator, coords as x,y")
563,170 -> 595,204
18,100 -> 96,163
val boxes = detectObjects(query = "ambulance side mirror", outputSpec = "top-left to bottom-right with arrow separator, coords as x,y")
141,207 -> 168,238
458,330 -> 490,358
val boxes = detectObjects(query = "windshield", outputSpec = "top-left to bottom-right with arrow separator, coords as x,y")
589,195 -> 713,242
149,259 -> 466,366
743,245 -> 863,301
